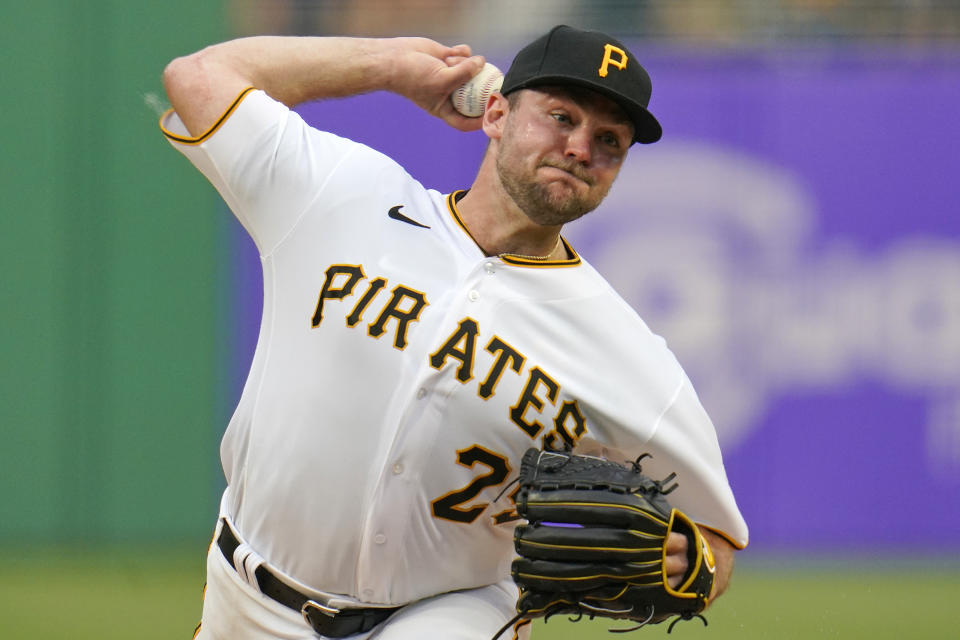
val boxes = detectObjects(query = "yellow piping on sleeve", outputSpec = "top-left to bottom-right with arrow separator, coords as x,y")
698,523 -> 749,550
159,86 -> 256,145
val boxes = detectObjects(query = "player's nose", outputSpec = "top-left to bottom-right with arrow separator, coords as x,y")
563,127 -> 593,166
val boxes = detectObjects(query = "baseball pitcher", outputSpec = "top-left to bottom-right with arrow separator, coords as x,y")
160,25 -> 748,640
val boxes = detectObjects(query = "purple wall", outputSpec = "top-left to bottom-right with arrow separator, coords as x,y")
230,48 -> 960,550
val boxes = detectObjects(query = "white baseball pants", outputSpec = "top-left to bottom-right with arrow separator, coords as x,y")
192,524 -> 531,640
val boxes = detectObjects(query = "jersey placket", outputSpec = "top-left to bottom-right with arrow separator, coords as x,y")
354,258 -> 501,603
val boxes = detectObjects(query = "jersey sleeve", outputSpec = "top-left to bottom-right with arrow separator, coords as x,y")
564,279 -> 749,548
646,376 -> 749,548
159,88 -> 359,256
579,372 -> 749,549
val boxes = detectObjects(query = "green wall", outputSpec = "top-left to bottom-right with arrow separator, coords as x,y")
1,3 -> 228,544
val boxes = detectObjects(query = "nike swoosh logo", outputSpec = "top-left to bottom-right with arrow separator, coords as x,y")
388,205 -> 431,229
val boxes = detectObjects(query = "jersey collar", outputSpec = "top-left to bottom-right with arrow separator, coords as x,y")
445,191 -> 582,268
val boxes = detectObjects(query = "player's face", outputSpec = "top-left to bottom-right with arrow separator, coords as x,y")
495,87 -> 633,226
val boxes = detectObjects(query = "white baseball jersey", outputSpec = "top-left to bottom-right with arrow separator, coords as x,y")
161,88 -> 748,608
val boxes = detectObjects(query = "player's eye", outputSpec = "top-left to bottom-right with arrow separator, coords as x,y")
600,132 -> 621,148
551,112 -> 571,124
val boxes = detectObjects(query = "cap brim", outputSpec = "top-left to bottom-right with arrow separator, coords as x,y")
504,75 -> 662,144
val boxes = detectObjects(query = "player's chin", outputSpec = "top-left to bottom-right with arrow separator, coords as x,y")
538,177 -> 590,206
527,194 -> 595,226
545,182 -> 605,214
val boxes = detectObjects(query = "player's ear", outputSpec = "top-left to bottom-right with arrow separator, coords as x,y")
482,92 -> 509,140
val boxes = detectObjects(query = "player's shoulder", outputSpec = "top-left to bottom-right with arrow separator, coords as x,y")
572,255 -> 642,312
573,254 -> 672,345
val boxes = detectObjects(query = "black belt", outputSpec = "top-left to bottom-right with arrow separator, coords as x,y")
216,519 -> 401,638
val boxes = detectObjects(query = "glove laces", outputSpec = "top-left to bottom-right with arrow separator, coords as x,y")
489,601 -> 708,640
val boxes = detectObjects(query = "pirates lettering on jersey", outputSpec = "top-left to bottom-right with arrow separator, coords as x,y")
478,336 -> 524,399
312,262 -> 589,450
368,285 -> 429,349
346,278 -> 387,327
312,262 -> 590,525
429,318 -> 480,383
425,314 -> 589,526
311,264 -> 365,325
510,367 -> 560,438
428,320 -> 586,449
544,400 -> 588,451
312,263 -> 427,350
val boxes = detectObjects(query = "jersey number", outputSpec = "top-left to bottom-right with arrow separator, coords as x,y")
430,446 -> 510,523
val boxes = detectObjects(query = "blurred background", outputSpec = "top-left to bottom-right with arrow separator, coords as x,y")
2,1 -> 958,638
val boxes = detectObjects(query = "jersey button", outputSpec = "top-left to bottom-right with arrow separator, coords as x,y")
392,462 -> 404,475
468,290 -> 480,302
484,262 -> 496,274
416,388 -> 427,399
374,534 -> 387,545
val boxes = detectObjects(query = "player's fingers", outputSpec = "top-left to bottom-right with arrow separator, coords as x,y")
425,55 -> 483,115
443,54 -> 485,81
408,51 -> 484,130
664,553 -> 689,588
664,532 -> 689,588
444,55 -> 468,68
665,531 -> 688,555
446,43 -> 473,58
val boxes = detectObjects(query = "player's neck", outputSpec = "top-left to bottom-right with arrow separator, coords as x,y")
457,162 -> 567,260
459,174 -> 565,261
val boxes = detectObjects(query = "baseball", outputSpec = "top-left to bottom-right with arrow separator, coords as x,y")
451,63 -> 503,118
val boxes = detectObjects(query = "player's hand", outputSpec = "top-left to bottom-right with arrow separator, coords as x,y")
664,530 -> 690,589
383,37 -> 486,132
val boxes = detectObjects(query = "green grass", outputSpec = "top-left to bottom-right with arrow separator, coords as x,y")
0,546 -> 207,639
0,549 -> 954,639
537,557 -> 957,639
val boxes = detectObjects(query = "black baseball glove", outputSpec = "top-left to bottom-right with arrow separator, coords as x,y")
497,448 -> 716,637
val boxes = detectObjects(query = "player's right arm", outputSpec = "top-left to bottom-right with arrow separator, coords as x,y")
162,36 -> 486,137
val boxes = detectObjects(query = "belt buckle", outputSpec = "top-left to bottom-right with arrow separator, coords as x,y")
301,599 -> 340,625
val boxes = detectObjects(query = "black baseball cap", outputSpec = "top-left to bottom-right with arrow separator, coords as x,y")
501,25 -> 662,144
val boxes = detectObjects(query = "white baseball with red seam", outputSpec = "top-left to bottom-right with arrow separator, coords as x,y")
451,63 -> 503,117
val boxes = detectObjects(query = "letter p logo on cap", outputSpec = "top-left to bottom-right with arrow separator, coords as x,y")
598,44 -> 628,78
